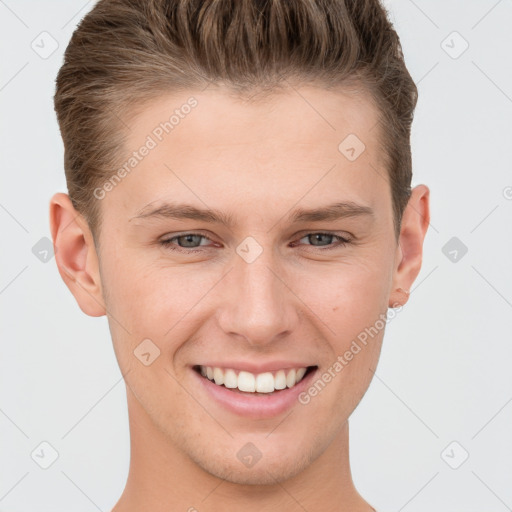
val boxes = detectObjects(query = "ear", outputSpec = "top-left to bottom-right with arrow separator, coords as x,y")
389,184 -> 430,308
49,193 -> 106,317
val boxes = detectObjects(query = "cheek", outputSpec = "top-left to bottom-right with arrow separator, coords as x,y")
101,257 -> 222,369
298,259 -> 391,338
296,259 -> 389,397
101,253 -> 208,324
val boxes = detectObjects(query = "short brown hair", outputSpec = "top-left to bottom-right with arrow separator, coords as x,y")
54,0 -> 417,243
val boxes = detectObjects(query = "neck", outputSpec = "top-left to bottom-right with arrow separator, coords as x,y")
112,387 -> 374,512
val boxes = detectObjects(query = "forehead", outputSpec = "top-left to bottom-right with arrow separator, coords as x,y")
111,85 -> 388,220
125,83 -> 381,155
131,84 -> 379,143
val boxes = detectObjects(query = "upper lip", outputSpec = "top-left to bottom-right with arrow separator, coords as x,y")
193,361 -> 316,374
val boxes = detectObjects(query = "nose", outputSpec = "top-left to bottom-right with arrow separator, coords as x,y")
216,243 -> 299,347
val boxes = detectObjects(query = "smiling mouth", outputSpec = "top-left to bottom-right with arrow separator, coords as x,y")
193,365 -> 318,395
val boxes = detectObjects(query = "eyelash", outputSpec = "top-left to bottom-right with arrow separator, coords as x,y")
159,232 -> 352,254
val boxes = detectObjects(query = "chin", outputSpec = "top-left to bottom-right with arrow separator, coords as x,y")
191,444 -> 317,486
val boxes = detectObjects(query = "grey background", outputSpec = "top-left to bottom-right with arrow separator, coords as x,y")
1,0 -> 511,510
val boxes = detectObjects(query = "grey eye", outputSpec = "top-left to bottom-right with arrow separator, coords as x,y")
173,234 -> 205,247
301,233 -> 335,246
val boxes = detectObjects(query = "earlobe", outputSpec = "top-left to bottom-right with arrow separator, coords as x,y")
388,184 -> 430,308
49,193 -> 106,317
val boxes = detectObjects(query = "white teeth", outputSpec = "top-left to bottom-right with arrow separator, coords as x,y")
286,369 -> 296,388
255,372 -> 274,393
295,367 -> 307,383
224,368 -> 238,388
238,371 -> 255,392
198,365 -> 311,393
213,367 -> 224,385
274,370 -> 287,390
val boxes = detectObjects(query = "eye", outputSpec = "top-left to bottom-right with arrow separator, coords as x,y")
293,232 -> 352,250
159,231 -> 352,254
159,233 -> 215,253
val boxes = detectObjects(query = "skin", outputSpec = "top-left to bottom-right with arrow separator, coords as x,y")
49,84 -> 430,512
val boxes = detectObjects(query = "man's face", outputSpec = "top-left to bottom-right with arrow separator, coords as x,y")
96,85 -> 400,484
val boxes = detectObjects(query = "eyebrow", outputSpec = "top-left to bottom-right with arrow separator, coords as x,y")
129,200 -> 374,227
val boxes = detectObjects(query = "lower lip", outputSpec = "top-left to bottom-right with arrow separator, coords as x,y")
191,367 -> 319,419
